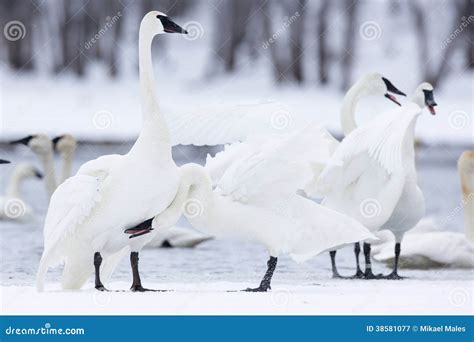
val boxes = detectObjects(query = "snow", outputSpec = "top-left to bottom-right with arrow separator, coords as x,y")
2,278 -> 472,315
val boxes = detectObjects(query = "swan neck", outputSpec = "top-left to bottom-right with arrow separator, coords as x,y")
60,151 -> 74,184
136,27 -> 170,147
340,84 -> 361,136
458,152 -> 474,242
6,168 -> 26,198
39,152 -> 57,196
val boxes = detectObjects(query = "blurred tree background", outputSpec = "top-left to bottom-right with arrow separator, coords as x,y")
0,0 -> 472,89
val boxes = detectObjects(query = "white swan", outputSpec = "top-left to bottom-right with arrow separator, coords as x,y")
52,134 -> 77,184
317,83 -> 438,279
0,163 -> 43,221
127,125 -> 376,291
165,73 -> 406,146
10,135 -> 57,196
372,151 -> 474,268
36,11 -> 188,292
192,73 -> 405,276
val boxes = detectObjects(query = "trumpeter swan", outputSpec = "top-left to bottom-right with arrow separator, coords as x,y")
10,135 -> 57,196
190,73 -> 405,278
127,126 -> 375,291
318,83 -> 437,279
0,163 -> 43,221
36,11 -> 188,292
372,151 -> 474,268
52,134 -> 77,184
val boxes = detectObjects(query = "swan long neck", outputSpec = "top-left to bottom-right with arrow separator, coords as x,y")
39,152 -> 57,196
458,151 -> 474,242
60,150 -> 74,184
134,26 -> 170,150
5,168 -> 27,198
340,83 -> 362,136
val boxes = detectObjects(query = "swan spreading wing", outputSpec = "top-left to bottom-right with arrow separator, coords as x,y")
205,122 -> 338,205
165,101 -> 299,146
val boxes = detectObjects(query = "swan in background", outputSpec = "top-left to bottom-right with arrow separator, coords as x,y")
52,134 -> 77,183
36,11 -> 188,292
165,72 -> 405,147
318,83 -> 438,279
372,151 -> 474,268
10,135 -> 57,196
127,126 -> 375,291
0,159 -> 10,164
0,163 -> 43,221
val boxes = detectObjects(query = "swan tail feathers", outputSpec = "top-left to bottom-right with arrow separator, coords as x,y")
36,246 -> 56,292
61,252 -> 93,290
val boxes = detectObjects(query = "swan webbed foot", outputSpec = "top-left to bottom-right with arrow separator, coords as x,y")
363,269 -> 384,280
242,285 -> 271,292
130,284 -> 166,292
95,285 -> 109,291
382,272 -> 406,280
349,269 -> 365,279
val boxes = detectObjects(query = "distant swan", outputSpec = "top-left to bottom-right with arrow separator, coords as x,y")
36,11 -> 188,292
0,163 -> 43,221
372,151 -> 474,268
52,134 -> 77,184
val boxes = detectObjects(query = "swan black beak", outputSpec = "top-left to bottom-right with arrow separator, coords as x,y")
423,90 -> 437,115
52,135 -> 64,151
382,77 -> 406,96
10,135 -> 34,146
0,159 -> 10,164
34,169 -> 43,179
157,15 -> 188,34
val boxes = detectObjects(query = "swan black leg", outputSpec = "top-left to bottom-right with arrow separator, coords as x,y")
383,243 -> 405,280
94,252 -> 108,291
363,243 -> 382,279
243,256 -> 277,292
351,242 -> 365,278
329,250 -> 343,278
129,252 -> 166,292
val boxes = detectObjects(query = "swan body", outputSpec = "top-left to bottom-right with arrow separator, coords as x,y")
144,134 -> 375,289
0,163 -> 43,221
318,83 -> 437,278
36,11 -> 187,291
373,151 -> 474,269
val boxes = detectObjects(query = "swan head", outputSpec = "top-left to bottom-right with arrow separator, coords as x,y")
413,82 -> 437,115
10,134 -> 53,155
141,11 -> 188,36
52,134 -> 77,154
15,162 -> 43,179
357,72 -> 406,106
0,159 -> 10,164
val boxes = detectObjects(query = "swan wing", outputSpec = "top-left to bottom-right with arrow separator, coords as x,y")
206,122 -> 337,204
165,101 -> 296,146
43,155 -> 122,252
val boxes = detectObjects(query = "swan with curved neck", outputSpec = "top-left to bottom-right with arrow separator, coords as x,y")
10,134 -> 57,196
0,163 -> 43,221
128,159 -> 375,291
320,82 -> 438,279
36,11 -> 187,292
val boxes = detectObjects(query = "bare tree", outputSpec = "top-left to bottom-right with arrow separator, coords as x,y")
340,0 -> 359,90
317,0 -> 331,84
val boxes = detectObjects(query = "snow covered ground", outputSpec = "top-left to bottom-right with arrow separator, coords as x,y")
0,143 -> 472,315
